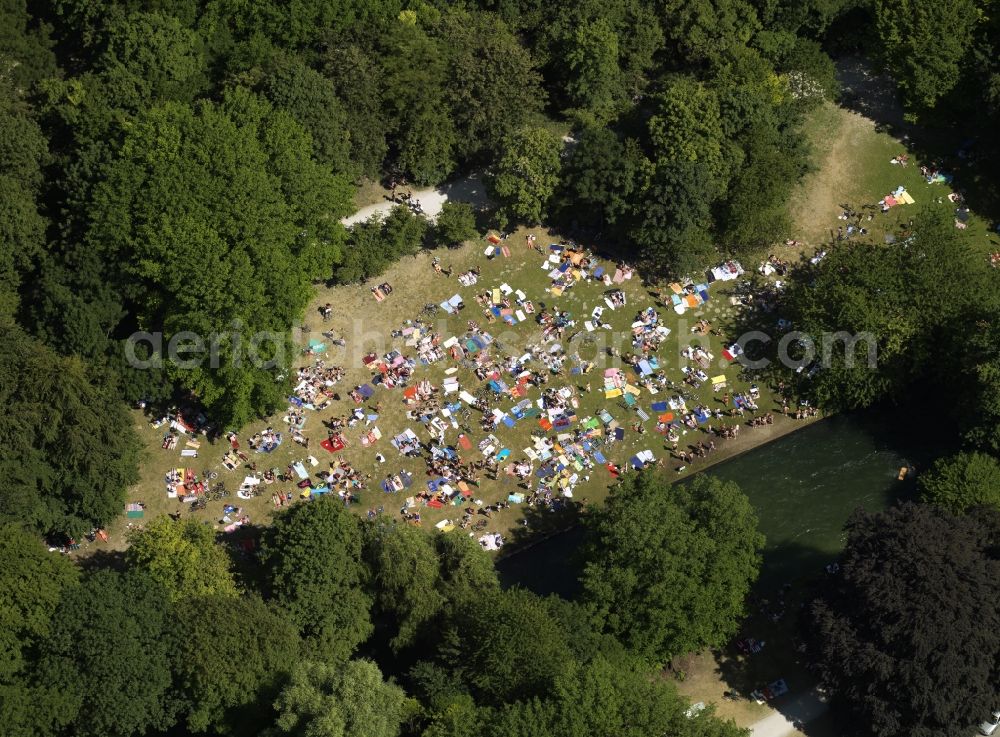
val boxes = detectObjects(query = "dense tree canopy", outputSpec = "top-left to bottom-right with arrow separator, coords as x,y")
0,76 -> 48,317
440,8 -> 545,162
263,498 -> 373,661
267,659 -> 412,737
0,321 -> 140,537
381,19 -> 457,185
919,451 -> 1000,513
76,89 -> 352,425
364,519 -> 445,653
171,594 -> 301,733
875,0 -> 981,110
442,588 -> 576,704
36,570 -> 177,737
125,516 -> 238,601
782,208 -> 993,411
433,201 -> 478,246
336,206 -> 429,284
0,524 -> 78,733
581,473 -> 764,662
810,504 -> 1000,737
490,125 -> 563,225
98,10 -> 208,110
261,52 -> 352,173
362,525 -> 500,655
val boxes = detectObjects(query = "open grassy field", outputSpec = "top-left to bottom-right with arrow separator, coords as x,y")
786,98 -> 995,252
100,226 -> 802,555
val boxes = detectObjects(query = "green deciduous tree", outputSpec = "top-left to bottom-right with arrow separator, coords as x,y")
810,504 -> 1000,737
36,570 -> 177,737
262,53 -> 352,173
262,498 -> 372,661
362,526 -> 500,655
711,45 -> 787,140
171,594 -> 301,733
919,451 -> 1000,513
419,693 -> 485,737
0,524 -> 78,735
784,208 -> 987,410
565,18 -> 623,124
548,649 -> 745,737
98,11 -> 208,110
336,205 -> 429,283
442,588 -> 575,704
541,0 -> 665,100
363,519 -> 445,652
778,37 -> 839,104
382,21 -> 456,184
0,525 -> 77,678
648,78 -> 733,189
0,76 -> 48,316
0,321 -> 140,537
125,516 -> 238,601
490,125 -> 563,225
720,127 -> 802,249
660,0 -> 762,63
440,8 -> 544,161
324,45 -> 390,178
0,0 -> 58,89
81,88 -> 352,425
630,158 -> 719,276
557,125 -> 644,232
204,0 -> 390,49
433,201 -> 478,246
581,473 -> 763,663
875,0 -> 981,110
267,659 -> 412,737
946,314 -> 1000,451
432,532 -> 500,614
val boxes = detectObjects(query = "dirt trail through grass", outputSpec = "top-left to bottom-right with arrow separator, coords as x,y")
791,104 -> 873,244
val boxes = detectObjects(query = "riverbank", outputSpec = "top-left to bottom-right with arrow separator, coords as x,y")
496,405 -> 929,732
495,410 -> 823,562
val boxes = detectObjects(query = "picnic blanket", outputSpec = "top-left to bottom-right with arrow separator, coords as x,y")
321,434 -> 346,452
709,261 -> 744,282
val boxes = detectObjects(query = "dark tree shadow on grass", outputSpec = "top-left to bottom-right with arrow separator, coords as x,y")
708,540 -> 842,730
216,522 -> 267,593
834,55 -> 1000,231
76,547 -> 127,573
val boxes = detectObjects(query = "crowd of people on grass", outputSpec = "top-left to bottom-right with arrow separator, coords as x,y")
152,233 -> 834,543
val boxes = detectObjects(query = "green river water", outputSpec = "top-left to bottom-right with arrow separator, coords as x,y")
498,408 -> 939,596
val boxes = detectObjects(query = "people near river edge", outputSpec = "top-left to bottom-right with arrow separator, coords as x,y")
182,242 -> 823,550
